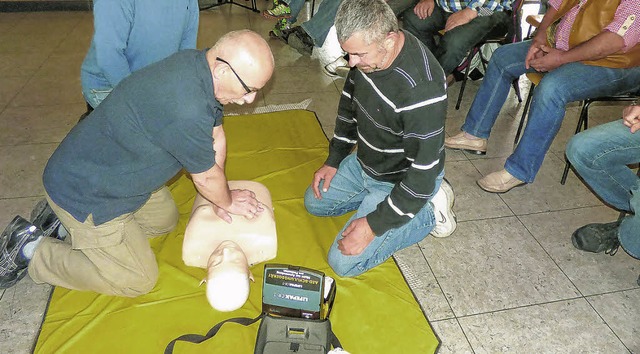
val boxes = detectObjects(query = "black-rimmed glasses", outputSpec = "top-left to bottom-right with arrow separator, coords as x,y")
216,57 -> 252,94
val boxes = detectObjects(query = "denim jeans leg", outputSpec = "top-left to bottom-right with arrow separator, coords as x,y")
327,172 -> 442,277
300,0 -> 341,46
436,11 -> 510,75
304,154 -> 367,217
620,181 -> 640,260
401,5 -> 448,52
461,40 -> 533,139
566,120 -> 640,211
285,0 -> 306,24
387,0 -> 418,16
506,64 -> 640,182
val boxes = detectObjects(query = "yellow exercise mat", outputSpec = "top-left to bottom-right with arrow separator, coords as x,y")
34,110 -> 440,354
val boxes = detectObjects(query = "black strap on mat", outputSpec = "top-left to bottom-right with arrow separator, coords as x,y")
165,313 -> 264,354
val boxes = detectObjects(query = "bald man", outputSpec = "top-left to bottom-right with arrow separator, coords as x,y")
0,30 -> 275,296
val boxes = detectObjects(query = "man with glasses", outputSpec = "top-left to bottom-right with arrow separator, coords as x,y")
0,30 -> 275,295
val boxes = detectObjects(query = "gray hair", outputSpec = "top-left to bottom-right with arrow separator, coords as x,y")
334,0 -> 399,45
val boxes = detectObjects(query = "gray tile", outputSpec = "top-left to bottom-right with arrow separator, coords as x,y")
587,289 -> 640,352
471,154 -> 603,215
444,160 -> 513,221
0,144 -> 57,199
0,277 -> 52,354
430,319 -> 473,354
266,65 -> 338,95
459,298 -> 628,353
264,90 -> 340,129
393,245 -> 455,321
420,217 -> 580,316
0,104 -> 83,146
0,197 -> 42,232
520,207 -> 640,295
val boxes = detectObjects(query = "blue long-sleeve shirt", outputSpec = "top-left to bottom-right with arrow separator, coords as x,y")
81,0 -> 199,95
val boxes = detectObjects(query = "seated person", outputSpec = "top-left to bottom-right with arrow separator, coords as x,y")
566,103 -> 640,286
445,0 -> 640,193
183,181 -> 277,311
304,0 -> 456,278
401,0 -> 513,81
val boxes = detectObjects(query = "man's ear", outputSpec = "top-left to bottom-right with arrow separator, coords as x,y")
212,62 -> 225,80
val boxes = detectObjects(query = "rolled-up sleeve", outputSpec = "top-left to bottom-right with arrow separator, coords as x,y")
604,0 -> 640,51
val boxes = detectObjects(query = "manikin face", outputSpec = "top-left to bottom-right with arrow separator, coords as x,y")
341,31 -> 393,74
206,240 -> 252,312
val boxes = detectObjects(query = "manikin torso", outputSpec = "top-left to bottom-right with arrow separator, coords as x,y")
182,180 -> 277,311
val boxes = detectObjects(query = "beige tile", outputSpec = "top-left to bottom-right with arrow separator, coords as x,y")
0,76 -> 30,107
264,90 -> 340,128
0,53 -> 47,77
0,197 -> 42,231
9,75 -> 83,107
0,104 -> 84,146
587,289 -> 640,352
444,160 -> 513,221
9,12 -> 81,37
32,53 -> 85,78
459,298 -> 628,353
197,9 -> 252,48
519,207 -> 640,295
0,143 -> 57,199
0,33 -> 63,56
393,245 -> 455,321
267,65 -> 337,94
0,13 -> 26,35
420,217 -> 580,316
430,319 -> 473,354
471,154 -> 603,215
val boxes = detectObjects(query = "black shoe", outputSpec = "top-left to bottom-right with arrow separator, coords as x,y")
287,27 -> 314,56
31,199 -> 65,241
571,221 -> 621,255
0,216 -> 44,289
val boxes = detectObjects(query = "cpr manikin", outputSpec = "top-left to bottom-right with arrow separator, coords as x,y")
183,181 -> 277,311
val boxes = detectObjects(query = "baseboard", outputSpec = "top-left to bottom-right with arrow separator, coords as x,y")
0,1 -> 92,12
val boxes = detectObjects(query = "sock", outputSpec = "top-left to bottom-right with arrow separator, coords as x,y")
22,235 -> 43,260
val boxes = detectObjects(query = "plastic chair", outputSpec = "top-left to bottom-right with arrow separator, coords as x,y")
453,0 -> 526,110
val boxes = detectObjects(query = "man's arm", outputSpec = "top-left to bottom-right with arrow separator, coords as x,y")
413,0 -> 436,20
528,31 -> 626,72
93,0 -> 134,87
191,126 -> 261,223
525,5 -> 558,69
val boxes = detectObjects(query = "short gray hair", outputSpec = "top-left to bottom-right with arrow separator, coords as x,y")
334,0 -> 399,45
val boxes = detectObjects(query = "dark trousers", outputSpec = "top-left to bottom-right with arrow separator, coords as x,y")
402,6 -> 511,74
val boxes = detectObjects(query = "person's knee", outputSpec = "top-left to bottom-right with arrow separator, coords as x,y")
566,133 -> 587,167
327,250 -> 364,277
304,186 -> 325,216
147,204 -> 179,236
110,268 -> 159,297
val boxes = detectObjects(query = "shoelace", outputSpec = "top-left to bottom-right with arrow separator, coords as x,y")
0,246 -> 19,276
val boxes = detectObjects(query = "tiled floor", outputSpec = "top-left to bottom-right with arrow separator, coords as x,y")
0,5 -> 638,354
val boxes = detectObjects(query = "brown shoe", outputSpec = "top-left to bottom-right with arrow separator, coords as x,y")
444,132 -> 487,155
477,169 -> 525,193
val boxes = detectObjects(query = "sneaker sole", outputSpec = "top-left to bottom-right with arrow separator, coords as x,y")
445,146 -> 487,155
262,12 -> 291,20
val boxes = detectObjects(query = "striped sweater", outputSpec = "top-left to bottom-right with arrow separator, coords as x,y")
325,31 -> 448,235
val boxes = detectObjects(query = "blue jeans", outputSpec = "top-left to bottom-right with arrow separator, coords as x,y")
82,87 -> 112,109
300,0 -> 342,46
566,120 -> 640,259
461,40 -> 640,183
303,154 -> 441,277
283,0 -> 306,24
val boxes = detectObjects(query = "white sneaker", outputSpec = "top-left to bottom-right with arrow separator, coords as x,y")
429,179 -> 457,238
322,57 -> 350,78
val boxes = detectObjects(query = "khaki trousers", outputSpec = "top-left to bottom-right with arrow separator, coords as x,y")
28,187 -> 178,297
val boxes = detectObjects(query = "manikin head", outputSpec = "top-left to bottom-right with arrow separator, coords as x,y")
334,0 -> 401,73
205,240 -> 254,312
207,30 -> 275,106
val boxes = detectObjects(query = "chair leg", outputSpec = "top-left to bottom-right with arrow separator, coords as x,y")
561,100 -> 593,185
455,49 -> 476,110
512,78 -> 522,102
513,82 -> 535,148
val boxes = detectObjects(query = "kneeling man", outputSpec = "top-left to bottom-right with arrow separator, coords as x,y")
304,0 -> 456,277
